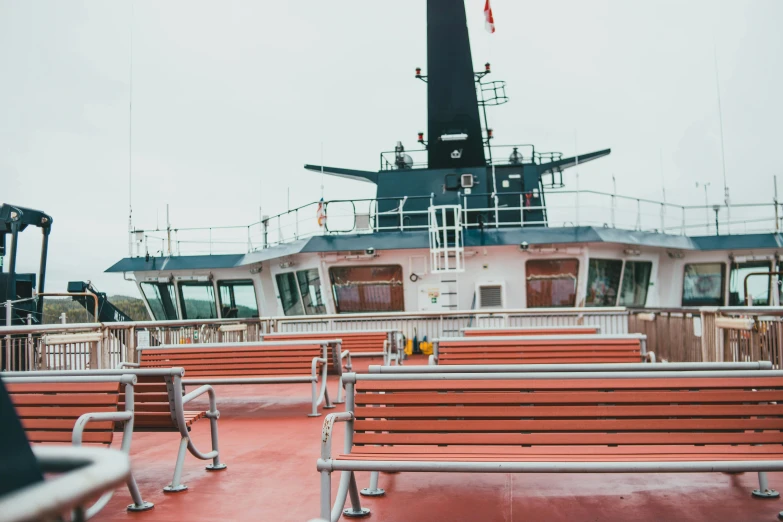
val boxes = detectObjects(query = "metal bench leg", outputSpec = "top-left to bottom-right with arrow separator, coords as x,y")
360,471 -> 385,497
205,411 -> 227,471
343,472 -> 370,518
309,381 -> 322,417
753,471 -> 780,498
126,474 -> 155,511
163,437 -> 190,493
336,376 -> 346,404
321,470 -> 332,521
324,384 -> 335,410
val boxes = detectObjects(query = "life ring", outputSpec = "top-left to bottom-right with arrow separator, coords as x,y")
410,273 -> 420,282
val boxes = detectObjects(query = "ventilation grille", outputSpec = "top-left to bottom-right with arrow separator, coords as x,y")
478,285 -> 503,309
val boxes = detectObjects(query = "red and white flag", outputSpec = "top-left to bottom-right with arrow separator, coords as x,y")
484,0 -> 495,34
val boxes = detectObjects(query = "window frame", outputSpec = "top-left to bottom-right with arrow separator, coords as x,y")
139,281 -> 179,320
329,264 -> 405,314
217,279 -> 259,318
275,271 -> 305,316
585,258 -> 624,307
681,262 -> 727,307
525,258 -> 580,308
728,260 -> 772,306
177,281 -> 218,320
618,260 -> 653,308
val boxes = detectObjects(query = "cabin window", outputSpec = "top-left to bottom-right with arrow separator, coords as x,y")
275,272 -> 305,316
140,282 -> 178,320
618,261 -> 653,307
682,263 -> 725,306
329,265 -> 404,313
218,280 -> 259,318
297,269 -> 326,315
585,259 -> 622,307
178,282 -> 218,320
729,261 -> 771,306
526,259 -> 579,308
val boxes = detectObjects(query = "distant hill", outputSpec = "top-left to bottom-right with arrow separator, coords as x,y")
42,295 -> 150,324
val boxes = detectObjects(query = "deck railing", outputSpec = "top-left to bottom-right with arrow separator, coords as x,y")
5,306 -> 783,371
128,189 -> 783,257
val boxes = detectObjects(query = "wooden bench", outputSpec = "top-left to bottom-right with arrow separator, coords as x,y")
2,374 -> 154,516
319,370 -> 783,519
9,367 -> 227,494
461,325 -> 601,336
263,330 -> 401,366
430,334 -> 652,365
139,341 -> 334,416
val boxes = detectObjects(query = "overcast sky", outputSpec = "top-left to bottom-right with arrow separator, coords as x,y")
1,0 -> 782,296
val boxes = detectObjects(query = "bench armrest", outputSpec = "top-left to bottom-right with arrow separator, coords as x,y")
646,351 -> 656,363
72,411 -> 133,448
312,357 -> 327,380
428,354 -> 437,365
117,362 -> 140,369
320,411 -> 354,461
182,384 -> 219,419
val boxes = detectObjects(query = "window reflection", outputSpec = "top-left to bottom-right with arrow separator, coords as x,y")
178,282 -> 217,320
682,263 -> 725,306
585,259 -> 622,307
218,280 -> 259,318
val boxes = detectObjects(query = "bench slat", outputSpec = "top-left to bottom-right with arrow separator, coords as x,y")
22,418 -> 115,431
11,394 -> 120,405
355,389 -> 783,405
14,405 -> 119,417
352,431 -> 783,446
25,431 -> 115,444
354,404 -> 783,418
357,376 -> 782,392
354,418 -> 783,432
6,382 -> 120,393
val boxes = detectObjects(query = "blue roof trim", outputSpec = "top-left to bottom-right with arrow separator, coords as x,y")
105,229 -> 783,272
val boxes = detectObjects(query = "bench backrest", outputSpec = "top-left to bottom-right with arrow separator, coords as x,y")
6,380 -> 123,445
350,372 -> 783,450
435,335 -> 645,365
140,342 -> 326,378
264,331 -> 392,356
461,325 -> 601,336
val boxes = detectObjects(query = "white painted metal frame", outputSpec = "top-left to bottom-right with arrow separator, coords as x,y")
428,205 -> 464,274
319,370 -> 783,521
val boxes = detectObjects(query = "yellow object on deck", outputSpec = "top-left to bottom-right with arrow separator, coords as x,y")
404,339 -> 413,356
419,342 -> 433,356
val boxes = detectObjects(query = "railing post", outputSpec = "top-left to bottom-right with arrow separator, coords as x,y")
635,199 -> 641,230
3,300 -> 11,371
209,227 -> 212,256
60,312 -> 67,324
681,206 -> 686,235
519,193 -> 524,225
659,203 -> 665,232
295,209 -> 299,239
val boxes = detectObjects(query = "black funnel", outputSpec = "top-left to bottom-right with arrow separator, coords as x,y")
426,0 -> 485,169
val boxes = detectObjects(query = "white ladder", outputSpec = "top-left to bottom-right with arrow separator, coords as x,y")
428,205 -> 464,274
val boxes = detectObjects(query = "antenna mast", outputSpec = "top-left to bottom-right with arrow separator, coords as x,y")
127,0 -> 134,256
714,44 -> 730,232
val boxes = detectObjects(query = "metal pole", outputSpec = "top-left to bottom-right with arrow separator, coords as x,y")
775,176 -> 779,232
37,226 -> 51,321
5,300 -> 11,327
611,174 -> 616,228
166,204 -> 171,256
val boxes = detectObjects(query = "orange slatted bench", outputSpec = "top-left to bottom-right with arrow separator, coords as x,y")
263,330 -> 400,367
139,341 -> 334,416
318,370 -> 783,519
461,325 -> 601,336
430,333 -> 651,365
3,374 -> 154,515
8,367 -> 227,494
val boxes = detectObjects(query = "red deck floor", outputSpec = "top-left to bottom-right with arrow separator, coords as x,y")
94,356 -> 783,522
